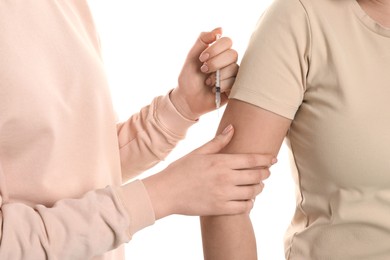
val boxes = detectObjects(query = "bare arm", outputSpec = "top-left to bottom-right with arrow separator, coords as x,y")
200,99 -> 292,260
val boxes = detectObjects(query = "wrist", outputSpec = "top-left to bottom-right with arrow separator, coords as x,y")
142,171 -> 176,220
170,88 -> 200,121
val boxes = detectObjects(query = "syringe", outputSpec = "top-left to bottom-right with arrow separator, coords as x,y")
215,34 -> 222,110
215,69 -> 221,109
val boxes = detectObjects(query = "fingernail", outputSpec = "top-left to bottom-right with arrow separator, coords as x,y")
222,124 -> 233,135
199,52 -> 209,62
271,158 -> 278,165
201,63 -> 209,73
205,78 -> 212,86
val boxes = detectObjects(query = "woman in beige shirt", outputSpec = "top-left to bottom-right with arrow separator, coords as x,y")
201,0 -> 390,259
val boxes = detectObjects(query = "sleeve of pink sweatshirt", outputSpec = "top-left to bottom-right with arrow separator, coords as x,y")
117,91 -> 197,182
0,174 -> 152,260
0,91 -> 196,260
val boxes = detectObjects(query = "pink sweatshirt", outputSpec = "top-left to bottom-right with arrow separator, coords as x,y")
0,1 -> 196,259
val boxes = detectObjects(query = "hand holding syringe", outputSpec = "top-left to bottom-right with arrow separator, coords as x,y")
174,28 -> 238,120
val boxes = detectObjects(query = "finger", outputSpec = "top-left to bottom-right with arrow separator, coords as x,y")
205,63 -> 239,86
200,27 -> 223,45
230,184 -> 264,201
210,77 -> 236,93
220,63 -> 239,81
259,169 -> 271,181
220,77 -> 236,93
188,27 -> 223,59
223,200 -> 254,215
199,37 -> 233,62
231,169 -> 271,186
201,49 -> 238,73
192,124 -> 234,155
217,153 -> 276,170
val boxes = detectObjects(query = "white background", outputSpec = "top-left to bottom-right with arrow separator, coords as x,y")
88,1 -> 296,259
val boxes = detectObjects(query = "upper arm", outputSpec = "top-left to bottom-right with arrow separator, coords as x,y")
200,98 -> 292,260
217,98 -> 292,157
214,0 -> 310,155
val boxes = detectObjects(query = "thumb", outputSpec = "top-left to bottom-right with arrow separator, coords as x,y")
192,124 -> 234,155
187,27 -> 222,59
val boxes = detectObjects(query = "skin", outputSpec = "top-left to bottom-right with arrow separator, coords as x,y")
201,101 -> 291,260
143,124 -> 276,220
201,1 -> 390,259
358,0 -> 390,27
140,28 -> 276,220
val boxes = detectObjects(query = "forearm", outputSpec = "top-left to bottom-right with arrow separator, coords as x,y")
117,92 -> 196,181
0,182 -> 153,260
201,214 -> 257,260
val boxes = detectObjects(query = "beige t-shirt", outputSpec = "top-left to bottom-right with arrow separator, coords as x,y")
0,1 -> 195,259
230,0 -> 390,259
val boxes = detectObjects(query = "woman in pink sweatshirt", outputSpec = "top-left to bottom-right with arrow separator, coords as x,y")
0,1 -> 274,259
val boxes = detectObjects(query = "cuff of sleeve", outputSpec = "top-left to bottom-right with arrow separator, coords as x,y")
116,180 -> 156,237
154,90 -> 198,138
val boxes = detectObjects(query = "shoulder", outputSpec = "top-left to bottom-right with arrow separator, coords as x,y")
266,0 -> 344,20
254,0 -> 311,39
266,0 -> 309,14
259,0 -> 310,28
